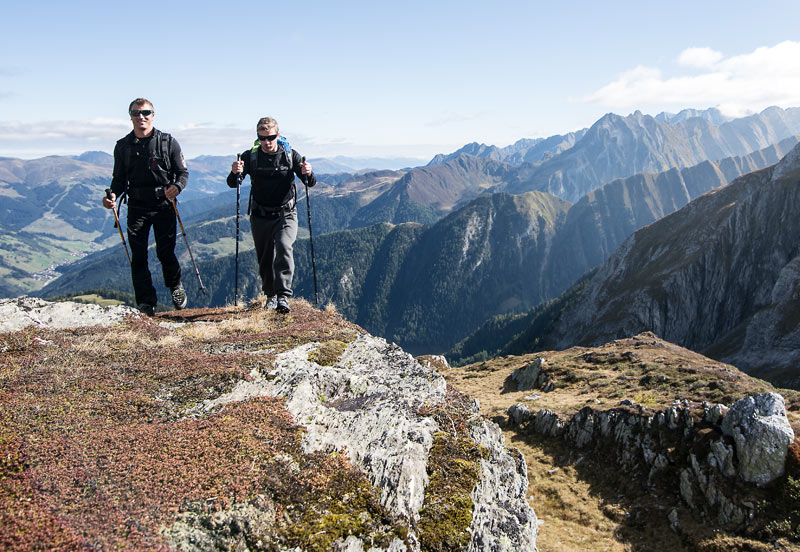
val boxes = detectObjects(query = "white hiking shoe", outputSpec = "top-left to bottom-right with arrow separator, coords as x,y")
171,284 -> 187,310
276,296 -> 290,314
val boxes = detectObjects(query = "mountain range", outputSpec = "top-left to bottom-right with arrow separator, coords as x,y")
36,134 -> 799,358
507,106 -> 800,202
461,141 -> 800,390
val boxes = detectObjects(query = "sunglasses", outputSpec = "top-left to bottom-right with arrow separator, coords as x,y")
130,109 -> 154,117
258,134 -> 278,142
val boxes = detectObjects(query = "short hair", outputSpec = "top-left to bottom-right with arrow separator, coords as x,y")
129,98 -> 153,112
256,117 -> 279,133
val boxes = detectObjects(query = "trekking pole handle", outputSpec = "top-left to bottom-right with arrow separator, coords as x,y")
236,153 -> 244,184
300,156 -> 309,185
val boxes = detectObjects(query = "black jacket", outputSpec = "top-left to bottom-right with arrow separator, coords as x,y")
227,147 -> 316,209
110,128 -> 189,202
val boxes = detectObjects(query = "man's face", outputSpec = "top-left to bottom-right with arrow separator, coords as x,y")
129,103 -> 154,136
257,127 -> 280,153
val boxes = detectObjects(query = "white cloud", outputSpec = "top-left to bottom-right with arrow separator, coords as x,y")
0,119 -> 261,158
582,40 -> 800,116
0,118 -> 130,142
0,118 -> 440,160
678,47 -> 723,69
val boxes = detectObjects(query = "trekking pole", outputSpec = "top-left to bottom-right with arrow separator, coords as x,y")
301,156 -> 319,305
234,154 -> 243,306
105,188 -> 131,266
171,197 -> 207,295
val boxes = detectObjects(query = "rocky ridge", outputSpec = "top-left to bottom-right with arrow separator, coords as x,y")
0,296 -> 138,333
508,393 -> 795,528
0,299 -> 537,551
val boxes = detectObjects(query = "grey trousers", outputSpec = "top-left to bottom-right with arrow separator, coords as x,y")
250,209 -> 298,298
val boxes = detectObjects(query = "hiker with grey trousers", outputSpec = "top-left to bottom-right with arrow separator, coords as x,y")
228,117 -> 315,313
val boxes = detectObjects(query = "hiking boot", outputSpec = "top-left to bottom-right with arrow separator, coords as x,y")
265,295 -> 278,310
276,296 -> 290,314
137,303 -> 155,317
171,283 -> 187,310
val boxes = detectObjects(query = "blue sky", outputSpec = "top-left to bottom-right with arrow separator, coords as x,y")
1,0 -> 799,161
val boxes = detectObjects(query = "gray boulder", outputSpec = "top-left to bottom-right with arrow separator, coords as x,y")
0,296 -> 138,333
721,393 -> 795,486
511,358 -> 552,391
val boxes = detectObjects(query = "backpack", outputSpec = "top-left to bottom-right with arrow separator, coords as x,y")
117,129 -> 174,204
122,130 -> 173,175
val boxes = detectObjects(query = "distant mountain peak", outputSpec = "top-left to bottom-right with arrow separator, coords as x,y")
73,150 -> 114,166
654,107 -> 731,125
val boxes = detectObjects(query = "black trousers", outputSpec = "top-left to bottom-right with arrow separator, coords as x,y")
127,203 -> 181,307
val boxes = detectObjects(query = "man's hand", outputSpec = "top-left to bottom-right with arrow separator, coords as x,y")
165,185 -> 180,200
231,158 -> 244,174
102,192 -> 116,209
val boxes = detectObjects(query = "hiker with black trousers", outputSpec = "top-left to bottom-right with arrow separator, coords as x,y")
102,98 -> 189,316
228,117 -> 315,313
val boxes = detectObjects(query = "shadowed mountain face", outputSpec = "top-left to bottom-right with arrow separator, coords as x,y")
501,142 -> 800,389
201,192 -> 570,355
376,191 -> 570,353
541,136 -> 800,298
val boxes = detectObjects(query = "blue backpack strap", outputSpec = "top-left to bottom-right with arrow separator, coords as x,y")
249,137 -> 293,170
277,137 -> 297,208
277,136 -> 293,170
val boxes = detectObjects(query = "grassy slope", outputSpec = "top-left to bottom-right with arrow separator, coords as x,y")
443,332 -> 800,552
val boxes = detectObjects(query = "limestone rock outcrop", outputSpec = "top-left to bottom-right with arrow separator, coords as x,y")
195,333 -> 538,551
508,392 -> 796,529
